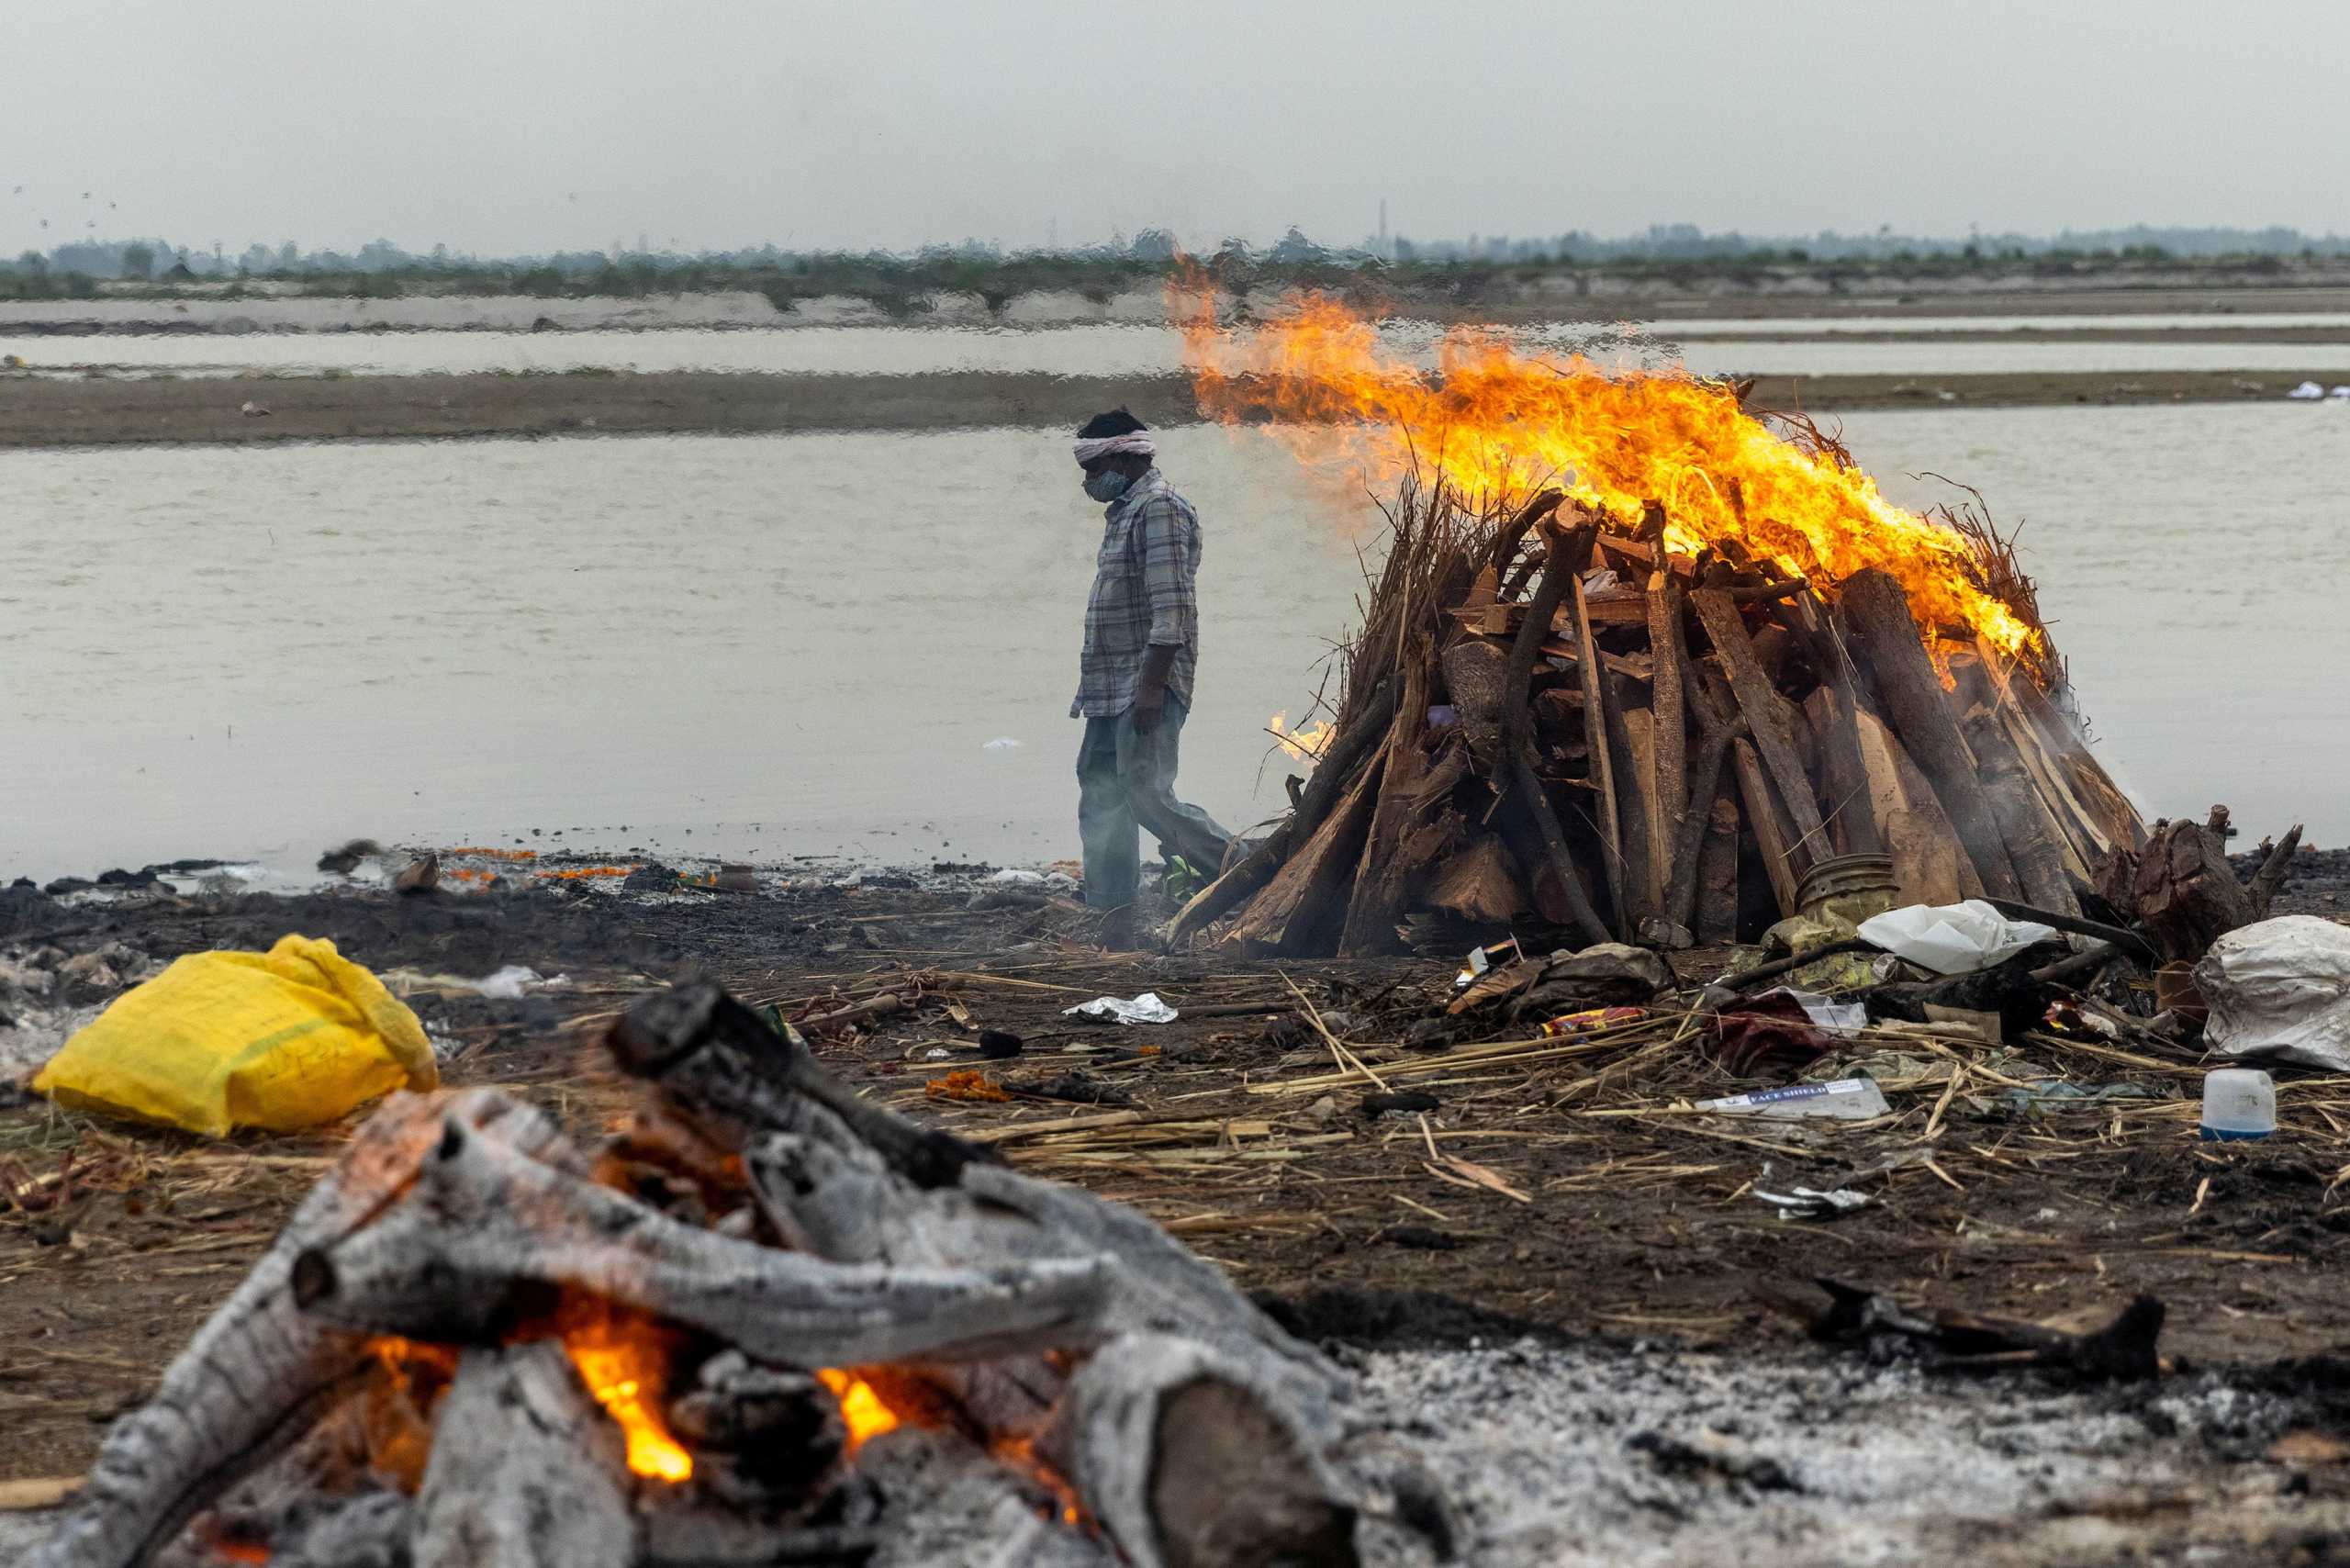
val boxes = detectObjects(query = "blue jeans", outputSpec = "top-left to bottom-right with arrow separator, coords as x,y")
1076,698 -> 1235,909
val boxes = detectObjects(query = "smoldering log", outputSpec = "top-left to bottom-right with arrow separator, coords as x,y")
613,984 -> 1364,1564
1039,1335 -> 1360,1568
27,1091 -> 566,1568
410,1342 -> 638,1568
290,1095 -> 1115,1372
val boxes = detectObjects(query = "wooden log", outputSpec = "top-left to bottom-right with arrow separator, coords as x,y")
1654,659 -> 1748,943
1835,569 -> 2024,901
1801,688 -> 1881,857
1960,701 -> 2081,913
1782,589 -> 1884,857
1165,677 -> 1397,946
1040,1334 -> 1357,1568
2249,825 -> 2305,918
1857,709 -> 1979,905
1225,750 -> 1386,955
1695,784 -> 1741,944
2132,812 -> 2259,965
1569,574 -> 1626,931
1689,588 -> 1829,876
1422,834 -> 1529,923
412,1342 -> 636,1568
1602,674 -> 1659,934
1338,666 -> 1433,954
645,988 -> 1361,1568
1622,701 -> 1666,925
25,1090 -> 558,1568
1491,523 -> 1610,946
1978,638 -> 2147,858
292,1098 -> 1114,1372
1646,571 -> 1688,898
1730,737 -> 1799,918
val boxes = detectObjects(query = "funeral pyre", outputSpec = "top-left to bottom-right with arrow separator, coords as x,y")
1169,296 -> 2147,956
28,984 -> 1436,1568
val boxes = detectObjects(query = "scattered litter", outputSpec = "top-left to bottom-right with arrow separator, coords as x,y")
2201,1067 -> 2277,1142
2288,380 -> 2325,399
924,1070 -> 1009,1103
1753,986 -> 1868,1039
1453,937 -> 1523,991
2196,915 -> 2350,1072
468,965 -> 568,1001
1062,991 -> 1179,1025
982,737 -> 1023,751
977,1029 -> 1024,1059
1856,900 -> 2060,975
1754,1186 -> 1872,1220
1710,992 -> 1841,1077
32,935 -> 436,1137
1697,1078 -> 1892,1121
990,868 -> 1046,885
1534,1005 -> 1645,1038
1995,1081 -> 2161,1118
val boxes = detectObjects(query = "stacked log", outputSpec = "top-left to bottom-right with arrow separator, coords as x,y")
1174,483 -> 2146,957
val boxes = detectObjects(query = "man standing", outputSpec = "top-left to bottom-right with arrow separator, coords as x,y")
1069,409 -> 1235,946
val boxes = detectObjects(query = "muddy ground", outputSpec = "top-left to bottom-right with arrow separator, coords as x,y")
5,854 -> 2350,1560
0,364 -> 2341,449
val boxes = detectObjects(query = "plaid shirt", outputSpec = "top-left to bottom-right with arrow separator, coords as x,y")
1070,467 -> 1201,719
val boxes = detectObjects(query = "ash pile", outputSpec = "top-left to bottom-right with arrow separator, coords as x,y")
27,984 -> 1447,1568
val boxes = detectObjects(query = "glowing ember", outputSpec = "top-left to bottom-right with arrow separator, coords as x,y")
816,1368 -> 902,1450
1267,711 -> 1335,763
1180,291 -> 2042,664
564,1326 -> 694,1483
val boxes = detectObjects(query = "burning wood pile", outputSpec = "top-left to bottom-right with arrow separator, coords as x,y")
1170,297 -> 2147,956
29,985 -> 1431,1568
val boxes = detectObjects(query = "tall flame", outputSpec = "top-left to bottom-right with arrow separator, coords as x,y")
1180,291 -> 2041,662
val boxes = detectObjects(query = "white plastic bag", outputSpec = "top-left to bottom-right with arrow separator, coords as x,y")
1856,900 -> 2059,976
2196,916 -> 2350,1072
1063,991 -> 1179,1025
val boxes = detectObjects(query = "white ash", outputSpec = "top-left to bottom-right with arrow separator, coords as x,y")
1344,1338 -> 2333,1568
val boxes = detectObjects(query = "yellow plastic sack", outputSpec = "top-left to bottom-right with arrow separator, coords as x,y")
34,935 -> 438,1137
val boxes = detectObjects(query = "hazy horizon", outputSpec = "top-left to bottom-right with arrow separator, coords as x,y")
5,0 -> 2346,260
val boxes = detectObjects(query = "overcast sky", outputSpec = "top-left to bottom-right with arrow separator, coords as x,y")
5,0 -> 2345,259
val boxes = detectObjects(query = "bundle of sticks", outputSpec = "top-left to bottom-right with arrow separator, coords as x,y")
1174,476 -> 2146,958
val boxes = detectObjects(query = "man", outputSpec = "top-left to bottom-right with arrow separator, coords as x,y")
1069,409 -> 1235,946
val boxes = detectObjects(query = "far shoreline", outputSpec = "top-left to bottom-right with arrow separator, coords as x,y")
0,365 -> 2338,450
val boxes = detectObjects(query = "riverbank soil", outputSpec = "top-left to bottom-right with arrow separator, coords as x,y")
6,855 -> 2350,1559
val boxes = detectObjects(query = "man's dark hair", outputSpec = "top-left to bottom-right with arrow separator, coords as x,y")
1076,409 -> 1148,440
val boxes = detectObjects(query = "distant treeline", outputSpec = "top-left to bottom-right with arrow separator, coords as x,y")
6,223 -> 2350,305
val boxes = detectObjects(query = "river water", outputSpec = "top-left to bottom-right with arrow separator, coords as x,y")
2,407 -> 2344,880
8,321 -> 2350,381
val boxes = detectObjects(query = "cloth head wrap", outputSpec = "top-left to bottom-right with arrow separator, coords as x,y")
1073,431 -> 1157,465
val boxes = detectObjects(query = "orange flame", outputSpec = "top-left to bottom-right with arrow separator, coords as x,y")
1181,291 -> 2042,663
564,1321 -> 695,1483
1267,711 -> 1335,763
817,1368 -> 903,1450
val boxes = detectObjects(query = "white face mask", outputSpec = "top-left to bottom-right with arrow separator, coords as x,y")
1083,468 -> 1133,503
